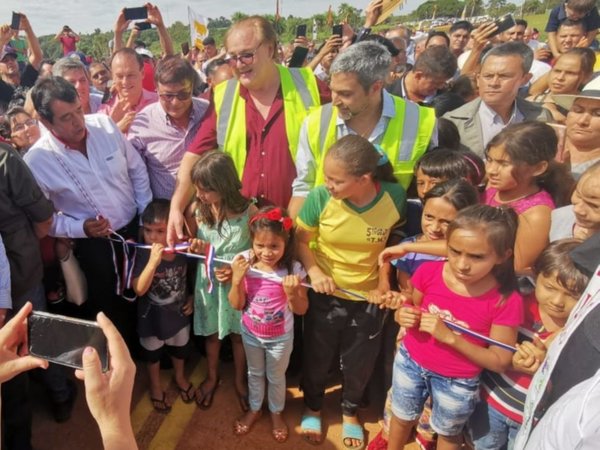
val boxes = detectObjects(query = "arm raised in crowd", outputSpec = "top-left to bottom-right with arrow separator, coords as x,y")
112,9 -> 131,54
16,14 -> 43,70
460,21 -> 498,77
146,3 -> 174,57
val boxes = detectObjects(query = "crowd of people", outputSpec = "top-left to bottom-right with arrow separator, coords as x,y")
1,0 -> 600,449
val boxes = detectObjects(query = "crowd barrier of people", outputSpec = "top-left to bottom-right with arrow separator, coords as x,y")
1,0 -> 600,449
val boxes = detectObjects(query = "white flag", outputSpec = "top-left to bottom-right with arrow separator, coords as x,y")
312,18 -> 318,40
188,6 -> 208,49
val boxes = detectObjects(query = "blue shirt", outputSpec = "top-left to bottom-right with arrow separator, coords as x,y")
545,3 -> 600,32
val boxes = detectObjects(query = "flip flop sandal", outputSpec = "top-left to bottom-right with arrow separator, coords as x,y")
271,413 -> 289,443
177,383 -> 195,404
233,410 -> 262,436
342,421 -> 365,450
150,392 -> 172,414
195,378 -> 219,409
300,414 -> 323,446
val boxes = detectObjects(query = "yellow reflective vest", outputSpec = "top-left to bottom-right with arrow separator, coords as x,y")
307,95 -> 436,190
213,64 -> 320,179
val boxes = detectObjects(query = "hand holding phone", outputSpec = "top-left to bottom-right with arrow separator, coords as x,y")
288,46 -> 309,68
0,303 -> 48,384
490,13 -> 516,38
75,312 -> 137,449
28,311 -> 109,372
332,24 -> 343,37
124,6 -> 148,21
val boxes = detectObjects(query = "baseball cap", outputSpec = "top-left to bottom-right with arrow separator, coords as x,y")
0,45 -> 18,62
136,47 -> 154,59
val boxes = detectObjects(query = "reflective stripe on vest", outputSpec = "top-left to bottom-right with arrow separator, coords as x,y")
213,65 -> 320,179
308,95 -> 436,189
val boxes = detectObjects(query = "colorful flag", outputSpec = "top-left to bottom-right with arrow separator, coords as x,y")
188,6 -> 208,50
204,243 -> 216,294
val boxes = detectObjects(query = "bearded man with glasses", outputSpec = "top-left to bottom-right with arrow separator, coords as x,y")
128,56 -> 209,199
167,15 -> 330,247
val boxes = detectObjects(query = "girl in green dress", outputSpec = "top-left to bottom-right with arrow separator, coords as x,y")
188,151 -> 256,410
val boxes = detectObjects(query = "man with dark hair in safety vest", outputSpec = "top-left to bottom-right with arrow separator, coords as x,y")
288,40 -> 437,219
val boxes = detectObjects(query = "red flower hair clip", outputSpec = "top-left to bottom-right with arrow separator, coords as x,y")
250,208 -> 293,231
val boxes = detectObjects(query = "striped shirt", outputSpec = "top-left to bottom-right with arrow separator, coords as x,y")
128,98 -> 209,199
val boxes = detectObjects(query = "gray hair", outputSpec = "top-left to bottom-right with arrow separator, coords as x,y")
481,42 -> 533,74
330,41 -> 391,91
52,57 -> 87,78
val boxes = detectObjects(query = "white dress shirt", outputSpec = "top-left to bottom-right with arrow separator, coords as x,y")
24,114 -> 152,238
478,100 -> 524,150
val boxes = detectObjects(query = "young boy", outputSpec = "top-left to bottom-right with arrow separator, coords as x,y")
132,199 -> 194,413
546,0 -> 600,58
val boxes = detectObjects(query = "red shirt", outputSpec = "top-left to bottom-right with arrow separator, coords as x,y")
59,35 -> 77,55
187,79 -> 330,208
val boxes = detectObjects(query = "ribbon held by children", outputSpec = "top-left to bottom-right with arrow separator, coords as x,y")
204,243 -> 216,294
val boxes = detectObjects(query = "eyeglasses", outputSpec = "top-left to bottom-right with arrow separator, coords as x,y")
12,118 -> 37,133
225,43 -> 263,65
158,90 -> 192,101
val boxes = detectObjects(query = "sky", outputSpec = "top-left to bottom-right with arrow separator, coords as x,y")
1,0 -> 424,36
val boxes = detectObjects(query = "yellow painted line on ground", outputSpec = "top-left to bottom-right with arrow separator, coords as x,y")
148,361 -> 207,450
132,366 -> 177,434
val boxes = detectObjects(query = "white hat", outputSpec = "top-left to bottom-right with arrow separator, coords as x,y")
553,76 -> 600,111
135,47 -> 154,59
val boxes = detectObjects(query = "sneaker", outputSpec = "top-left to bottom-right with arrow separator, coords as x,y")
52,379 -> 77,423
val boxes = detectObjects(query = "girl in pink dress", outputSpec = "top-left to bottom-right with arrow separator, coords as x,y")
483,121 -> 574,272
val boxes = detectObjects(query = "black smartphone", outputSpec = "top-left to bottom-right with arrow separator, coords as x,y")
28,311 -> 109,372
11,12 -> 21,30
124,6 -> 148,21
288,46 -> 309,68
296,24 -> 307,38
490,13 -> 516,38
134,21 -> 152,31
181,42 -> 190,55
332,24 -> 343,37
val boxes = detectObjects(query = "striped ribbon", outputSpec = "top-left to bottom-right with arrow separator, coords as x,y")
106,237 -> 515,351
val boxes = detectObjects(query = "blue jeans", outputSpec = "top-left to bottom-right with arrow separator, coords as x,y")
241,325 -> 293,413
391,344 -> 480,436
469,400 -> 520,450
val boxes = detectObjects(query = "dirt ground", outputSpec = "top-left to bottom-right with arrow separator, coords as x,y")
30,351 -> 422,450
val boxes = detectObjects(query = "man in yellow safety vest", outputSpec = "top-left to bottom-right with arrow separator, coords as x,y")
288,41 -> 437,218
168,16 -> 328,246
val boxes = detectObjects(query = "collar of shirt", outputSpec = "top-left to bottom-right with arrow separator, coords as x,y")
479,99 -> 523,127
163,98 -> 204,130
335,89 -> 396,143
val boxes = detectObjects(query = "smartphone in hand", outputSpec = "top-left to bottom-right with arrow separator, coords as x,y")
490,13 -> 516,38
181,42 -> 190,55
296,24 -> 307,38
134,21 -> 152,31
332,24 -> 343,37
124,6 -> 148,21
28,311 -> 109,372
288,46 -> 309,68
11,12 -> 21,30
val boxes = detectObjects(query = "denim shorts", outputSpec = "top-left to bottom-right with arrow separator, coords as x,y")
391,344 -> 480,436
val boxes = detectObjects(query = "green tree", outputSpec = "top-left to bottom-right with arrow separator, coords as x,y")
337,3 -> 362,28
231,12 -> 248,23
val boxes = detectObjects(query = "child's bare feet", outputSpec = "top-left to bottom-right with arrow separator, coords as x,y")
271,412 -> 288,443
233,410 -> 262,436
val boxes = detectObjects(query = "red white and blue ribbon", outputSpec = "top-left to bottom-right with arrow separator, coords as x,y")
204,243 -> 216,294
108,239 -> 515,351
